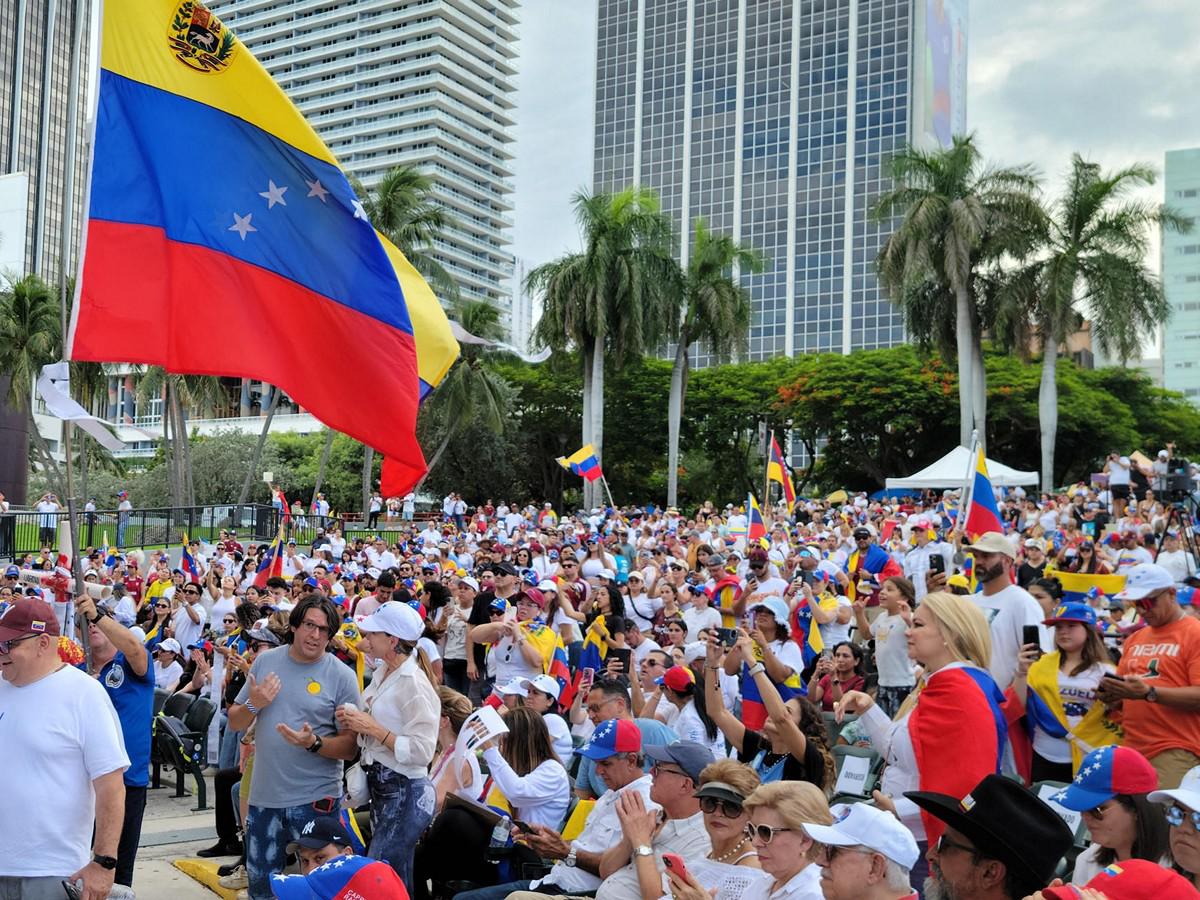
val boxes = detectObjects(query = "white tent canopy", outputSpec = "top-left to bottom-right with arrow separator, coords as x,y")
885,445 -> 1039,490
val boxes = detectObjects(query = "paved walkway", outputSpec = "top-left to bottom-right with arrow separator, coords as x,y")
132,775 -> 227,898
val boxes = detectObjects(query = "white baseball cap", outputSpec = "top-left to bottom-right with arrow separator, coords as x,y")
459,575 -> 480,592
496,677 -> 528,697
537,579 -> 559,594
366,566 -> 382,579
682,641 -> 708,664
802,802 -> 919,869
1149,765 -> 1200,811
157,638 -> 182,655
358,602 -> 424,641
521,674 -> 562,701
1115,563 -> 1175,601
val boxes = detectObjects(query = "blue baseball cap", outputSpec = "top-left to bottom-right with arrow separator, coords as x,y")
1042,602 -> 1097,628
4,565 -> 18,577
270,854 -> 406,899
576,718 -> 642,760
1049,746 -> 1158,811
1179,586 -> 1196,607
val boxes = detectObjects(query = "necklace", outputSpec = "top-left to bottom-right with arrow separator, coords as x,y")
710,835 -> 750,864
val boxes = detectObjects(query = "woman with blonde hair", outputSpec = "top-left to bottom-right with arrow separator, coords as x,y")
727,781 -> 833,899
836,591 -> 1008,890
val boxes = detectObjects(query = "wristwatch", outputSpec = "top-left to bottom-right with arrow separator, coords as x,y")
564,844 -> 578,867
1146,686 -> 1159,703
88,607 -> 110,625
93,854 -> 118,870
307,734 -> 324,754
634,844 -> 653,858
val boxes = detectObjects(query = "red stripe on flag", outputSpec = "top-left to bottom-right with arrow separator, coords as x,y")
74,221 -> 427,492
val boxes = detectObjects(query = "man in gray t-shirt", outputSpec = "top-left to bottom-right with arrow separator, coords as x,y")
229,595 -> 360,900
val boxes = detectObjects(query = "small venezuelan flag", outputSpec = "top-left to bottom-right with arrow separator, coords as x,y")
557,444 -> 603,482
767,436 -> 796,510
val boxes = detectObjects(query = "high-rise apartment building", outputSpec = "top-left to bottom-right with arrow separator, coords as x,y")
0,0 -> 90,283
1162,148 -> 1200,402
594,0 -> 967,360
212,0 -> 519,327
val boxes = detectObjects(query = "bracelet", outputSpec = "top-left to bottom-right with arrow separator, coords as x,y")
244,700 -> 258,715
706,665 -> 722,670
748,663 -> 766,677
382,731 -> 393,746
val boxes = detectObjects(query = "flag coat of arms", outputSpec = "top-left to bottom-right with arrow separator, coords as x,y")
68,0 -> 458,494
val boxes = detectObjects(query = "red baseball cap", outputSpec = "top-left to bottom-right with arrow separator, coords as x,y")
1043,859 -> 1200,900
655,665 -> 696,693
0,597 -> 60,641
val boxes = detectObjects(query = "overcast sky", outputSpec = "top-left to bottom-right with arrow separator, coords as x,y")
509,0 -> 1200,288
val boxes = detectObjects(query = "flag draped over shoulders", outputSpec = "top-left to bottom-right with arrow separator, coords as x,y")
1024,651 -> 1122,772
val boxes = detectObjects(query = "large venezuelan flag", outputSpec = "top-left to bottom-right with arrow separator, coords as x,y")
68,0 -> 458,494
964,447 -> 1005,537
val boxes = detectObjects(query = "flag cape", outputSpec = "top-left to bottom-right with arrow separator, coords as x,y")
747,494 -> 766,543
102,532 -> 119,569
569,616 -> 609,707
1024,651 -> 1123,772
69,0 -> 458,495
845,544 -> 902,603
767,436 -> 796,510
521,619 -> 573,704
708,575 -> 741,628
788,596 -> 825,669
964,447 -> 1004,537
180,533 -> 201,582
1052,570 -> 1127,605
741,661 -> 804,731
557,444 -> 603,483
909,665 -> 1007,845
253,529 -> 285,588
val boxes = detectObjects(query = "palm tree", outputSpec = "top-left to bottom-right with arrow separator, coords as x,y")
415,297 -> 511,488
995,155 -> 1191,490
876,134 -> 1042,447
0,274 -> 63,496
136,369 -> 225,507
527,188 -> 677,506
666,219 -> 760,506
352,166 -> 460,305
236,384 -> 282,507
351,165 -> 460,516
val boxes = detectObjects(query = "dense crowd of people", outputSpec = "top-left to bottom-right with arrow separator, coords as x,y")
4,468 -> 1200,900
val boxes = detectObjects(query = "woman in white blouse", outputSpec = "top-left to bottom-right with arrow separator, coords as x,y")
835,592 -> 1004,892
479,705 -> 570,828
335,602 -> 440,894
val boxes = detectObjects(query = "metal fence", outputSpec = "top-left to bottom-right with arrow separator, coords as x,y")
0,504 -> 280,560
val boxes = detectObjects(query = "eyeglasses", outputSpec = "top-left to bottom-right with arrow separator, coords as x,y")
295,620 -> 333,637
651,764 -> 689,780
0,634 -> 41,654
699,796 -> 744,819
815,844 -> 876,866
935,833 -> 979,857
1167,804 -> 1200,830
745,822 -> 794,844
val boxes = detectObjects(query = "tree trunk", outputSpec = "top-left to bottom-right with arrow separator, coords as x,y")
239,377 -> 252,417
972,339 -> 987,450
1039,340 -> 1058,492
237,387 -> 280,507
954,286 -> 974,448
163,382 -> 179,510
667,341 -> 689,508
581,341 -> 593,508
412,427 -> 454,495
311,429 -> 334,505
361,446 -> 375,520
176,393 -> 195,507
590,339 -> 605,509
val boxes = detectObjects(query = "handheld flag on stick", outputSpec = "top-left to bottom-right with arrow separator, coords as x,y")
964,447 -> 1005,538
180,532 -> 201,582
556,444 -> 603,482
254,527 -> 285,588
68,0 -> 459,497
747,494 -> 767,543
102,532 -> 119,569
767,435 -> 796,510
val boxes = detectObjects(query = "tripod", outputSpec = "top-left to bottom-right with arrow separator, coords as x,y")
1155,496 -> 1200,568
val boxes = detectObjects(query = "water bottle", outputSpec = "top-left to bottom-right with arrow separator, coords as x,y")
486,814 -> 511,862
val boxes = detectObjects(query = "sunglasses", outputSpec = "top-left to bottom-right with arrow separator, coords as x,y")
182,589 -> 201,596
699,796 -> 744,818
935,832 -> 979,856
1084,801 -> 1114,819
668,564 -> 685,571
745,822 -> 794,844
154,603 -> 169,609
1167,804 -> 1200,830
0,634 -> 39,655
223,617 -> 238,624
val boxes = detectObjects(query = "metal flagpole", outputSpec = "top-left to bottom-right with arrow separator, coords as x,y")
66,497 -> 92,672
955,430 -> 979,538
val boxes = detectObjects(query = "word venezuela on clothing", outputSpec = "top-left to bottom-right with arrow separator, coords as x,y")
68,0 -> 459,493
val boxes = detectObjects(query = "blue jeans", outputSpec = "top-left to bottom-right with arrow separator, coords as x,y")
218,715 -> 242,771
245,801 -> 329,900
453,880 -> 532,900
367,765 -> 436,894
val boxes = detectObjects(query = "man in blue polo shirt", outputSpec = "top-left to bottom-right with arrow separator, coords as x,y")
574,678 -> 677,800
77,591 -> 154,888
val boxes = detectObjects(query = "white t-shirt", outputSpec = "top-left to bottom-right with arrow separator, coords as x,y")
0,666 -> 130,876
1157,549 -> 1197,584
671,699 -> 725,762
155,659 -> 184,690
625,592 -> 664,632
1115,546 -> 1154,570
683,604 -> 723,638
171,602 -> 208,651
1031,662 -> 1113,764
817,595 -> 854,647
970,583 -> 1047,690
872,611 -> 916,687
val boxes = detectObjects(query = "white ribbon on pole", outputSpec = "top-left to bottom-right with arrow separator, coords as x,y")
36,362 -> 128,452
